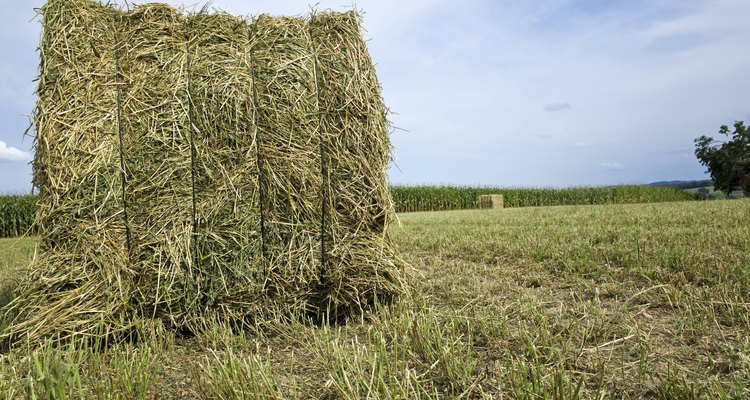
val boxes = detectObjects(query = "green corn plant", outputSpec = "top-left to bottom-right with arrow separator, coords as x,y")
0,195 -> 37,238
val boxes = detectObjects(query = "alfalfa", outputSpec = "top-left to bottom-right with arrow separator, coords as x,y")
2,0 -> 407,345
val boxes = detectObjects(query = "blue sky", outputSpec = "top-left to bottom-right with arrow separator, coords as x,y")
2,0 -> 750,192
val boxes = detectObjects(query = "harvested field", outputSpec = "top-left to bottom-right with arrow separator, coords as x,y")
1,200 -> 749,398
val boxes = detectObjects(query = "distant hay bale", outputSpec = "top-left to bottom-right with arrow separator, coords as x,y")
2,0 -> 407,345
479,194 -> 504,209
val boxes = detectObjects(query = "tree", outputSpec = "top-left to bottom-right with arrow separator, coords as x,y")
694,121 -> 750,194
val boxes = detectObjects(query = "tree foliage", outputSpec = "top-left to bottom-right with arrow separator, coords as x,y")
694,121 -> 750,194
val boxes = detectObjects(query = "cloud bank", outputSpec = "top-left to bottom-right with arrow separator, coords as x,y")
0,140 -> 31,162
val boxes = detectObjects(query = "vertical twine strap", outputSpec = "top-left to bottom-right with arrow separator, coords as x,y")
248,30 -> 268,267
185,30 -> 199,269
309,26 -> 329,275
114,34 -> 132,257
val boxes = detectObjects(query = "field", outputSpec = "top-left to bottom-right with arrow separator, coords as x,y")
1,199 -> 749,398
0,185 -> 700,240
390,185 -> 698,212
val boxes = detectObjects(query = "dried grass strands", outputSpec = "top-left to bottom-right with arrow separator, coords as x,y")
251,16 -> 324,316
3,0 -> 133,345
3,2 -> 408,342
118,4 -> 196,328
187,13 -> 263,320
309,11 -> 407,316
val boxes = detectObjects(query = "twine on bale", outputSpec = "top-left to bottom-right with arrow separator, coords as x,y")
250,15 -> 325,317
248,43 -> 267,264
114,34 -> 132,257
309,24 -> 330,278
309,11 -> 407,317
185,22 -> 199,274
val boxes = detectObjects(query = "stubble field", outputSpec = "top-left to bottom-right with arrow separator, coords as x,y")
1,199 -> 749,399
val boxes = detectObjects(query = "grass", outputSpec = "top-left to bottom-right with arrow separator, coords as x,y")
1,199 -> 749,398
0,237 -> 35,310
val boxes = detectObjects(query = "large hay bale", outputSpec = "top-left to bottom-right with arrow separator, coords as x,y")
3,0 -> 407,344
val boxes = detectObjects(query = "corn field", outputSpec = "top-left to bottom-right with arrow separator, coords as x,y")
0,186 -> 700,237
0,195 -> 36,238
390,185 -> 699,213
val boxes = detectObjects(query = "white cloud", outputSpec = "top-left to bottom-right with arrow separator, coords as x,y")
0,140 -> 31,161
599,162 -> 624,171
544,102 -> 571,112
571,142 -> 596,148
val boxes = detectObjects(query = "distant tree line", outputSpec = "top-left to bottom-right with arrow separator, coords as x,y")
649,180 -> 714,190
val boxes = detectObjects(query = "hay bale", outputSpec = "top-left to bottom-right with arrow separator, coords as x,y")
2,0 -> 406,345
479,194 -> 504,209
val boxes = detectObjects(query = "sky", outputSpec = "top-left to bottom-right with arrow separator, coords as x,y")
2,0 -> 750,192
